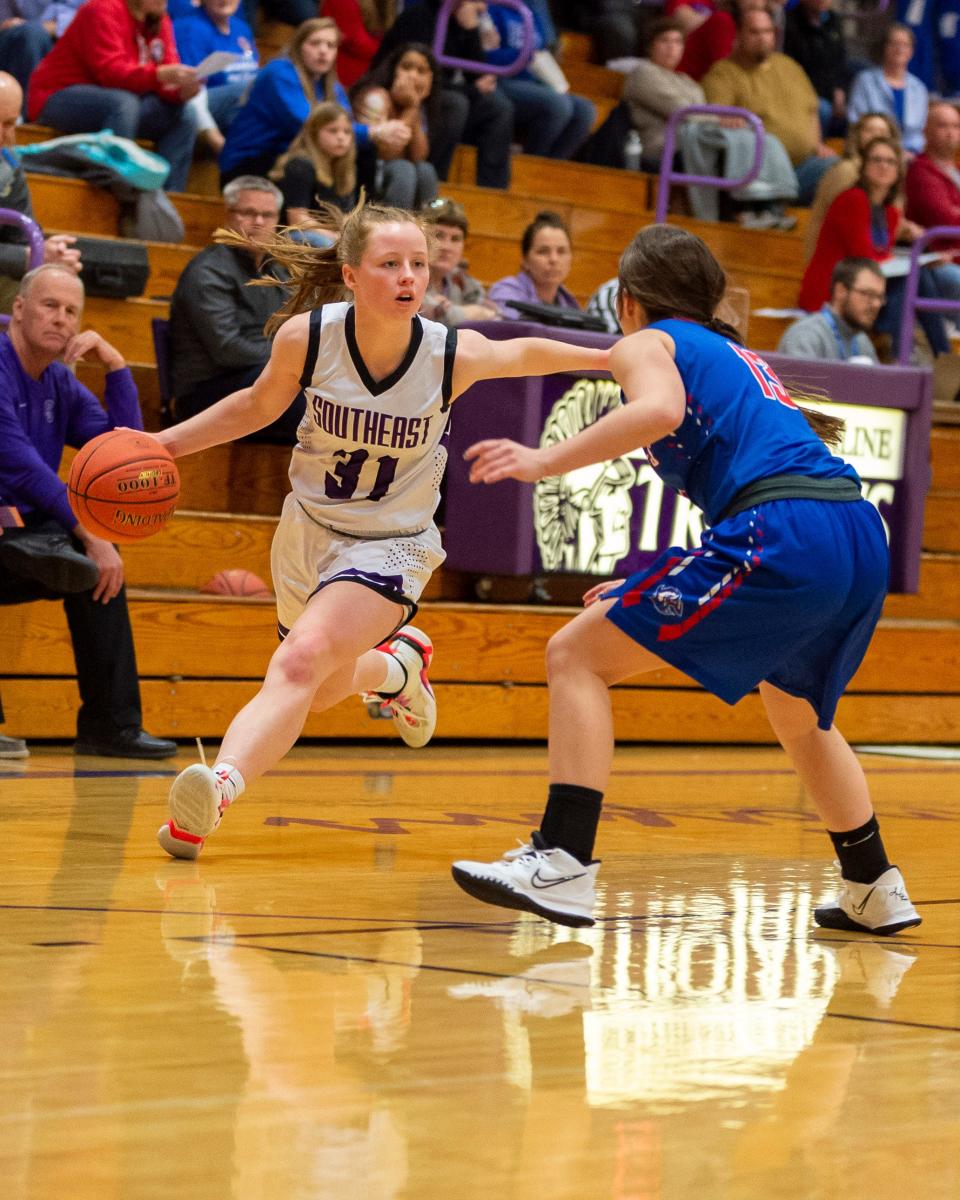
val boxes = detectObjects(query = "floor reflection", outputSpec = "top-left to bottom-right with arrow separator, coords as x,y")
3,747 -> 957,1200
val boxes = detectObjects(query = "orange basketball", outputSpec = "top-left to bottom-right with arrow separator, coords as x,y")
68,429 -> 180,543
201,569 -> 272,598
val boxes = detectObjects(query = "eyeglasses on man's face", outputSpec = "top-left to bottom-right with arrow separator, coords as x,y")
233,207 -> 279,222
848,286 -> 885,303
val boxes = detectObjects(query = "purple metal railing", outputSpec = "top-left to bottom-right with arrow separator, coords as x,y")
655,105 -> 766,224
433,0 -> 535,77
0,207 -> 44,327
897,226 -> 960,364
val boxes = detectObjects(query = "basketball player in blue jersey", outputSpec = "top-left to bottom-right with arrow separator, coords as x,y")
152,201 -> 609,860
452,223 -> 922,938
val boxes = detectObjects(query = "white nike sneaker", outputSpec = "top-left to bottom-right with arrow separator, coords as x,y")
156,763 -> 229,860
448,955 -> 592,1018
813,865 -> 922,936
451,838 -> 599,928
831,942 -> 918,1007
362,625 -> 436,748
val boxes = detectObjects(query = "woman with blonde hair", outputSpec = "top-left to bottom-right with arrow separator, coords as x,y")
271,102 -> 358,222
803,112 -> 903,265
153,200 -> 609,860
220,16 -> 409,184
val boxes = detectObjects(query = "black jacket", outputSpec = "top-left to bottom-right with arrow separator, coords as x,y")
371,0 -> 486,85
783,8 -> 848,100
169,243 -> 286,396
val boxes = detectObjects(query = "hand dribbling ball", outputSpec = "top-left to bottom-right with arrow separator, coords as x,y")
68,429 -> 180,543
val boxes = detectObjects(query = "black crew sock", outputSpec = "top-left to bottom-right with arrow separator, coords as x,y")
539,783 -> 604,866
828,815 -> 891,884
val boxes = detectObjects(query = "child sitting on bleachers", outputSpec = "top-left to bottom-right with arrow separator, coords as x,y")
270,101 -> 358,221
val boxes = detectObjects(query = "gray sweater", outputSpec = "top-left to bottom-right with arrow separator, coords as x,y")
622,60 -> 704,162
777,308 -> 879,363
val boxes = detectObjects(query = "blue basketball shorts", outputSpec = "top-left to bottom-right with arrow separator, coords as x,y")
603,497 -> 889,730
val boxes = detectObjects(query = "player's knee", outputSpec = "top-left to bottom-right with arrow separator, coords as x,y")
545,626 -> 582,681
274,628 -> 337,690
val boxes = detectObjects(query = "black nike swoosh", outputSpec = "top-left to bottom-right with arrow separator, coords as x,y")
530,869 -> 588,889
852,886 -> 877,915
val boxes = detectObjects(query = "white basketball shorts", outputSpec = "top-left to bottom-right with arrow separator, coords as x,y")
270,493 -> 445,637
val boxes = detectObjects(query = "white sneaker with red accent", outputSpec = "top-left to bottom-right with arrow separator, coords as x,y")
363,625 -> 436,748
157,764 -> 231,860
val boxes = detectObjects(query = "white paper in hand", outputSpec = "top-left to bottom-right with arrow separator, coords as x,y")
194,51 -> 245,80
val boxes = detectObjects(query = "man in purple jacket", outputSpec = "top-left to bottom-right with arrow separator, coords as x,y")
0,264 -> 176,758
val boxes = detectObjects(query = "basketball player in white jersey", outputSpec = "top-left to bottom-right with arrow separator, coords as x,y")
153,201 -> 609,859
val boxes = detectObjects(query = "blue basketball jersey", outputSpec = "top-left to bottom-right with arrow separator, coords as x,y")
645,320 -> 859,525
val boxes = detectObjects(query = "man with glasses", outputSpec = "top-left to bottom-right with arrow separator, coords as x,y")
168,175 -> 306,442
778,257 -> 885,362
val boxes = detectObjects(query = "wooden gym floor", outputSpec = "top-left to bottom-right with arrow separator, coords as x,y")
2,741 -> 959,1200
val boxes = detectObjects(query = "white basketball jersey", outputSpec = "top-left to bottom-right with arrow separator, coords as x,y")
290,302 -> 456,537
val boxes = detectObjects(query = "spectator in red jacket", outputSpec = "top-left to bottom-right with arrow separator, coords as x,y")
663,0 -> 735,81
800,135 -> 952,356
27,0 -> 199,192
905,101 -> 960,268
322,0 -> 395,88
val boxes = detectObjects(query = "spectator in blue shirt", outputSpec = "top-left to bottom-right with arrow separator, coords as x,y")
0,0 -> 82,111
485,0 -> 596,159
0,264 -> 177,758
848,23 -> 929,155
220,16 -> 411,185
173,0 -> 259,153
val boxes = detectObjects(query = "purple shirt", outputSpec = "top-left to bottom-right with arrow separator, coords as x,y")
0,334 -> 142,532
0,0 -> 82,36
486,270 -> 580,319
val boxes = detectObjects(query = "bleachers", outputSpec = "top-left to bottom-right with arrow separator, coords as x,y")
8,20 -> 960,746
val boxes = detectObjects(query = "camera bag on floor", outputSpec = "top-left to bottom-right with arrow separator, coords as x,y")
73,236 -> 150,299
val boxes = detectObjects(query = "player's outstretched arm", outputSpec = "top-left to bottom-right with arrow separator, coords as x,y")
155,314 -> 309,459
449,329 -> 609,401
465,331 -> 686,484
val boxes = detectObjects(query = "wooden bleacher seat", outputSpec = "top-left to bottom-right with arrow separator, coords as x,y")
563,60 -> 624,100
559,31 -> 595,64
22,111 -> 813,327
13,84 -> 960,747
5,591 -> 960,741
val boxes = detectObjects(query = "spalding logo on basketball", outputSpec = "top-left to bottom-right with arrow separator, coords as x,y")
68,428 -> 180,543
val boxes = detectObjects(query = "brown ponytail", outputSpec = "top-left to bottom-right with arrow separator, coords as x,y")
782,387 -> 846,447
619,225 -> 846,448
705,315 -> 744,344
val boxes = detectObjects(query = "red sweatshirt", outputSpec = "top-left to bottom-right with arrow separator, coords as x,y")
905,152 -> 960,253
798,186 -> 900,311
322,0 -> 382,88
28,0 -> 181,121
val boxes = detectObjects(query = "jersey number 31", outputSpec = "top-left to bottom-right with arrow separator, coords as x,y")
325,448 -> 399,502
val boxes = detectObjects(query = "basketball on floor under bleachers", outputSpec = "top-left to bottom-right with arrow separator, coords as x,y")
68,428 -> 180,543
201,569 -> 272,598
